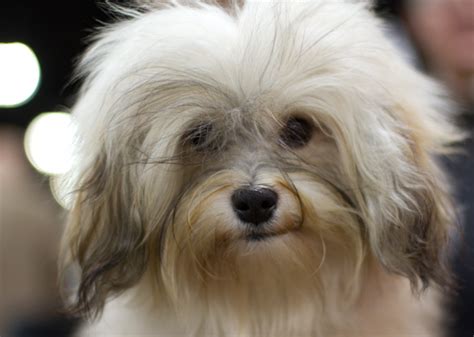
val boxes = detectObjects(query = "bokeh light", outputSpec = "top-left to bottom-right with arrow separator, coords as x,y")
0,42 -> 41,107
49,175 -> 73,210
24,112 -> 76,175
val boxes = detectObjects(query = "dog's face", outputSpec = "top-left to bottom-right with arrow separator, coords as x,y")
62,0 -> 459,325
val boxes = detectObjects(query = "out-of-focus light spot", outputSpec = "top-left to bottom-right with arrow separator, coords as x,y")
50,175 -> 73,210
24,112 -> 76,175
0,42 -> 41,107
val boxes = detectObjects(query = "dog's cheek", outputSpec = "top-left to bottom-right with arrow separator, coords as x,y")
61,151 -> 147,318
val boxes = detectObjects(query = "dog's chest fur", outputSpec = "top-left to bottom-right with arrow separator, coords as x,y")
78,267 -> 443,337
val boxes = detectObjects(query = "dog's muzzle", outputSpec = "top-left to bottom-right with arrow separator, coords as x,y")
231,187 -> 278,226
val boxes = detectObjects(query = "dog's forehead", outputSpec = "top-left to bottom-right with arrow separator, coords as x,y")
104,1 -> 386,109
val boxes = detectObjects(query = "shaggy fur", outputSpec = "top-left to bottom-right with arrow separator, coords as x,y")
61,1 -> 461,336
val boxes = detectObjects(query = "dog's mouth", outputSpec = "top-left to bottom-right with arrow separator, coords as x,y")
244,228 -> 294,242
246,232 -> 275,241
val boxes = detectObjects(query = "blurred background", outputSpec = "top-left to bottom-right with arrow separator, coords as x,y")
0,0 -> 472,336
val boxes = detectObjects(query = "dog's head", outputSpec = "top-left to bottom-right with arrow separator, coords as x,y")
62,0 -> 460,323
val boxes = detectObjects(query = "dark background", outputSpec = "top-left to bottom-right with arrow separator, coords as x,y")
0,1 -> 107,127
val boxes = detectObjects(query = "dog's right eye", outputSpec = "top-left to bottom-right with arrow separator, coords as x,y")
279,116 -> 314,148
184,123 -> 214,150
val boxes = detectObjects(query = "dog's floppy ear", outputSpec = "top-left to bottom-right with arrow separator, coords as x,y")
366,84 -> 461,291
61,148 -> 147,317
372,152 -> 456,290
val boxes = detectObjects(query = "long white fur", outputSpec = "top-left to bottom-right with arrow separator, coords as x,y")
64,1 -> 459,336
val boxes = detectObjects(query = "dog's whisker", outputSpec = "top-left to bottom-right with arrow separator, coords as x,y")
311,232 -> 327,278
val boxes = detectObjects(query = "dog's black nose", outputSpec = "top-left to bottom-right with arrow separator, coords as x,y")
231,188 -> 278,226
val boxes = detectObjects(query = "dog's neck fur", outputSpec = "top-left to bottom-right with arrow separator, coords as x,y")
352,263 -> 443,337
78,261 -> 443,337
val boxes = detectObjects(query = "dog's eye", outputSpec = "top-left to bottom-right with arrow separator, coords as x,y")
184,123 -> 214,150
279,117 -> 313,148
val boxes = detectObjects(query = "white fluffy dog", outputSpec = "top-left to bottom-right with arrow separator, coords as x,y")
61,1 -> 461,336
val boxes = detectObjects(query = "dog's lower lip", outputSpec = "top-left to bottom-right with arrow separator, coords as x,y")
247,233 -> 268,241
245,229 -> 292,241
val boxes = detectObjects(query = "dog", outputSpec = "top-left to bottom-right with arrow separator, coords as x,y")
61,1 -> 461,336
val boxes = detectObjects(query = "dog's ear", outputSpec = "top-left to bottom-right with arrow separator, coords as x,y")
61,148 -> 147,317
365,88 -> 461,291
371,152 -> 456,290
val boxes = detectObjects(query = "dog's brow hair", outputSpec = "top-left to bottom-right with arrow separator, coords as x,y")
106,65 -> 238,123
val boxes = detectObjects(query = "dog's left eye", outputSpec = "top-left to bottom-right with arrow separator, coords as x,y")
279,117 -> 313,148
184,123 -> 214,150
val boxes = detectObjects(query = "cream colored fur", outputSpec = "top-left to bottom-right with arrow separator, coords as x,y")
62,1 -> 460,336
